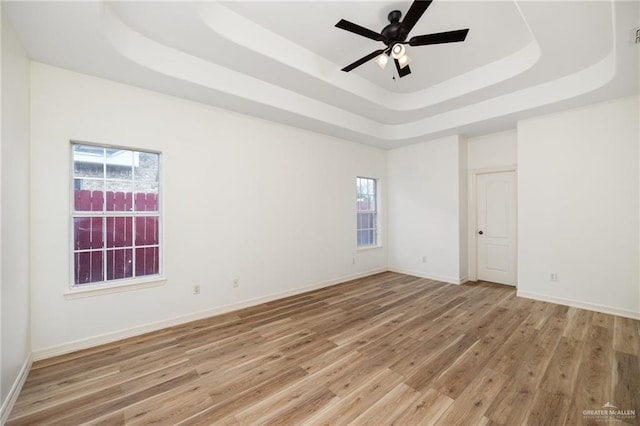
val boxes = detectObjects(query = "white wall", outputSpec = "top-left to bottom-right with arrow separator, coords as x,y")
30,63 -> 387,355
467,129 -> 517,170
387,135 -> 467,283
1,8 -> 31,413
518,96 -> 639,317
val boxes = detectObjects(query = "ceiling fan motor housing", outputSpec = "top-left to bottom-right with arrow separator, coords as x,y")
381,10 -> 406,45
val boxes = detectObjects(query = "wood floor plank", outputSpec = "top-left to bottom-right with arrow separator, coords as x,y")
614,317 -> 640,355
404,334 -> 479,393
304,368 -> 404,425
526,301 -> 557,330
612,351 -> 640,424
432,305 -> 527,399
403,298 -> 468,339
524,336 -> 585,425
391,388 -> 454,426
124,381 -> 214,425
484,307 -> 568,425
11,364 -> 121,414
389,327 -> 463,377
200,353 -> 304,403
299,342 -> 361,376
119,344 -> 188,375
350,383 -> 421,425
28,346 -> 121,374
539,336 -> 586,396
592,311 -> 616,329
233,378 -> 334,425
13,359 -> 193,419
83,410 -> 126,426
328,311 -> 404,346
260,387 -> 336,426
326,349 -> 403,397
436,367 -> 508,425
289,308 -> 347,333
564,324 -> 615,425
177,367 -> 308,426
64,370 -> 201,426
8,385 -> 124,426
524,391 -> 568,426
562,307 -> 593,341
8,273 -> 640,425
483,320 -> 536,377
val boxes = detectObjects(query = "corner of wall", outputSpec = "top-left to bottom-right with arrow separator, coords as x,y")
458,136 -> 469,280
1,7 -> 33,418
0,355 -> 32,424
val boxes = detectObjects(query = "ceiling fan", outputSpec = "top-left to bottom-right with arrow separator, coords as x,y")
335,0 -> 469,78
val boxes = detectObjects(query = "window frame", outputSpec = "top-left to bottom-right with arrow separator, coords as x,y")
67,141 -> 165,298
356,176 -> 381,250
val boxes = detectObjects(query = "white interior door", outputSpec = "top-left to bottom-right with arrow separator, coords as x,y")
476,171 -> 517,286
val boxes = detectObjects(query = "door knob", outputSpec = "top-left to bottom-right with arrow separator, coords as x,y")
478,230 -> 484,235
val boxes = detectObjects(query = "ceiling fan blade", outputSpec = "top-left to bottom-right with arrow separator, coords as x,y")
400,0 -> 433,37
335,19 -> 383,42
341,49 -> 386,72
394,59 -> 411,78
409,29 -> 469,46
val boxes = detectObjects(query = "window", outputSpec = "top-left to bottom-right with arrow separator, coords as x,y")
356,177 -> 379,248
71,143 -> 161,286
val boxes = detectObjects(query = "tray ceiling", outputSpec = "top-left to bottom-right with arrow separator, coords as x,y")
3,0 -> 638,148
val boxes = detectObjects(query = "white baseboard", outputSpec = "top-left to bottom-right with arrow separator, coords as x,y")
387,267 -> 465,285
0,354 -> 32,424
517,290 -> 640,320
32,268 -> 387,361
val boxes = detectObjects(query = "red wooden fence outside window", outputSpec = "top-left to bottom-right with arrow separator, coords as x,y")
73,190 -> 160,285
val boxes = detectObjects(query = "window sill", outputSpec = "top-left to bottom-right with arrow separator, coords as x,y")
64,276 -> 167,300
357,245 -> 383,252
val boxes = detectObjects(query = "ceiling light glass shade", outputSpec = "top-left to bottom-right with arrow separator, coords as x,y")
391,43 -> 406,59
375,54 -> 389,69
397,54 -> 412,69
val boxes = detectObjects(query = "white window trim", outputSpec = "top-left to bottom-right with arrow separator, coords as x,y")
69,140 -> 164,294
356,245 -> 384,252
64,276 -> 167,299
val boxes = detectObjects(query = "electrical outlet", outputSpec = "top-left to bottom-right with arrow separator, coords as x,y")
352,257 -> 356,264
233,278 -> 239,288
422,256 -> 427,263
550,273 -> 558,282
193,284 -> 200,295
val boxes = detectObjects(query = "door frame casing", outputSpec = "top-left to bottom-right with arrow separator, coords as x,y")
467,165 -> 517,284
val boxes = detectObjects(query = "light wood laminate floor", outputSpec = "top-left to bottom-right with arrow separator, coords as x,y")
8,272 -> 640,425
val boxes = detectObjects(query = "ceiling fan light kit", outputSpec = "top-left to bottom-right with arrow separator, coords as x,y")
375,54 -> 389,69
335,0 -> 470,78
397,53 -> 412,69
391,43 -> 411,69
391,43 -> 406,59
